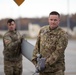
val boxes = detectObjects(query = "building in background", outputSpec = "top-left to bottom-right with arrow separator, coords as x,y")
28,23 -> 40,38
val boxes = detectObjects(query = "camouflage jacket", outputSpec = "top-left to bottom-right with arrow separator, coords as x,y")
32,25 -> 68,72
3,30 -> 22,61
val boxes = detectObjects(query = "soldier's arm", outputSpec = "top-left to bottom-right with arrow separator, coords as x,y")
3,35 -> 21,50
32,31 -> 41,66
46,33 -> 68,65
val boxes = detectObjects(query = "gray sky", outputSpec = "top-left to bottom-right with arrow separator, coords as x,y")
0,0 -> 76,19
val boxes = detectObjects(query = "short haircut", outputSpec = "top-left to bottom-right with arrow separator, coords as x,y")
7,19 -> 15,24
49,11 -> 60,17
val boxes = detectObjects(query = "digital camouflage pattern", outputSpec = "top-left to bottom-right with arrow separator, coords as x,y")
32,25 -> 68,75
39,70 -> 64,75
3,30 -> 22,75
4,60 -> 22,75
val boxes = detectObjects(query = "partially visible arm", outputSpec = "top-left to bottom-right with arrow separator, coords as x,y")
32,31 -> 41,66
3,35 -> 21,50
46,33 -> 68,65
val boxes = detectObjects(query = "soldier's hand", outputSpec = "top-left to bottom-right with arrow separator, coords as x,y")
36,57 -> 46,72
20,34 -> 26,43
20,37 -> 24,43
22,34 -> 26,39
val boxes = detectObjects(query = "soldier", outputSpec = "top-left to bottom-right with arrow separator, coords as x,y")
32,11 -> 68,75
3,19 -> 23,75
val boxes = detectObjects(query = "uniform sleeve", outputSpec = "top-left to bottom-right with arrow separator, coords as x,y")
46,33 -> 68,65
32,30 -> 41,66
3,35 -> 21,50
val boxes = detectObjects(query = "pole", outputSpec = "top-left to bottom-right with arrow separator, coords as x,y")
67,0 -> 70,34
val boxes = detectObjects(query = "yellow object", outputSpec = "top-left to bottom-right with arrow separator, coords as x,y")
14,0 -> 25,6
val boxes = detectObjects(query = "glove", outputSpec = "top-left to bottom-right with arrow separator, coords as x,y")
35,57 -> 46,73
39,58 -> 46,71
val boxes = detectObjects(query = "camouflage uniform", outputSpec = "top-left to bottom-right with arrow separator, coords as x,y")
32,25 -> 68,75
3,30 -> 22,75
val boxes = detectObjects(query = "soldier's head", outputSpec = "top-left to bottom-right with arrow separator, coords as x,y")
7,19 -> 16,31
48,11 -> 60,29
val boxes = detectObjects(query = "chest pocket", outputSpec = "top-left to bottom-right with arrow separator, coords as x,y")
41,32 -> 58,53
41,32 -> 57,44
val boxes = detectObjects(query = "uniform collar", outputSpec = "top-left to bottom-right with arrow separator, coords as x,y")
8,30 -> 17,34
49,26 -> 58,31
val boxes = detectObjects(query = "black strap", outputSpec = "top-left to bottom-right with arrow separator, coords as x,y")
38,38 -> 40,54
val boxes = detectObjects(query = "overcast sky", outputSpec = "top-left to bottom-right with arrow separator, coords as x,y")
0,0 -> 76,19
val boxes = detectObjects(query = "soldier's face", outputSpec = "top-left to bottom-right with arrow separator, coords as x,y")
7,21 -> 16,31
48,15 -> 60,29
